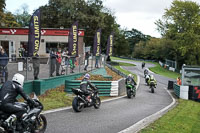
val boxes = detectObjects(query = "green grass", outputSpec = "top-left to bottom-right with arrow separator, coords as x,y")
114,65 -> 137,82
111,56 -> 181,80
149,62 -> 181,79
140,99 -> 200,133
39,87 -> 117,111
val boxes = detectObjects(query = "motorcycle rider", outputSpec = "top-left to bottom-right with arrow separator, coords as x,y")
0,73 -> 36,127
80,73 -> 96,102
148,75 -> 157,88
144,68 -> 149,76
125,74 -> 137,90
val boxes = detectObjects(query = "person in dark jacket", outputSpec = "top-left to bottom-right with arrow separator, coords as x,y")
0,46 -> 9,82
80,73 -> 96,102
0,73 -> 35,126
84,51 -> 90,71
32,54 -> 40,80
50,49 -> 57,77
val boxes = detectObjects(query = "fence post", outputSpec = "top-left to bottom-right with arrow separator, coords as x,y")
25,57 -> 28,81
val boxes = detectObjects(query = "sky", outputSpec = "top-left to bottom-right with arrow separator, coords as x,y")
5,0 -> 200,38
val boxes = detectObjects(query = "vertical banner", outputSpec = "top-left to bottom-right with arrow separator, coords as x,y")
93,29 -> 101,56
69,21 -> 78,57
28,9 -> 41,57
106,32 -> 114,56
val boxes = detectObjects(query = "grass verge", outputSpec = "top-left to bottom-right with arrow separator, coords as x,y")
140,99 -> 200,133
111,56 -> 181,80
149,62 -> 181,80
112,63 -> 137,82
38,87 -> 117,111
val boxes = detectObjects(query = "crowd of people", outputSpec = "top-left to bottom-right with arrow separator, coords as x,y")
0,45 -> 102,82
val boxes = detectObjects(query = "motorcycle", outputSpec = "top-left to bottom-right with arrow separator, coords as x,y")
126,84 -> 136,98
149,81 -> 156,93
71,87 -> 101,112
0,94 -> 47,133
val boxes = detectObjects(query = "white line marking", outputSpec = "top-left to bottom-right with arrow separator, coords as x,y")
118,87 -> 176,133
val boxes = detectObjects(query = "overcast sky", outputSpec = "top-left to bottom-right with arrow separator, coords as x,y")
5,0 -> 200,38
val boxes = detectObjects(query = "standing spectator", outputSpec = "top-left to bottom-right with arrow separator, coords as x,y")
32,54 -> 40,80
56,48 -> 62,76
69,57 -> 75,73
18,44 -> 26,70
61,49 -> 68,75
84,51 -> 90,71
95,55 -> 100,68
50,49 -> 57,77
0,46 -> 8,82
177,77 -> 182,85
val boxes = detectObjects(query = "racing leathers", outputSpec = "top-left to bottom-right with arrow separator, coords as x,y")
0,81 -> 35,119
125,76 -> 137,89
80,78 -> 96,95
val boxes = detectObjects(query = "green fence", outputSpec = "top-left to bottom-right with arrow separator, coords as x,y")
65,80 -> 112,96
22,72 -> 85,95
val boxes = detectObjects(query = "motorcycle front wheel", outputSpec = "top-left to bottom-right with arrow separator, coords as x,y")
127,89 -> 132,98
94,97 -> 101,109
32,114 -> 47,133
72,97 -> 84,112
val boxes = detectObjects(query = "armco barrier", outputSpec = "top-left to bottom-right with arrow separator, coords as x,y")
65,78 -> 125,96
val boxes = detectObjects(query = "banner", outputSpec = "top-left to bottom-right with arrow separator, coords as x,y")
93,29 -> 101,56
106,32 -> 114,56
28,9 -> 41,57
69,21 -> 78,57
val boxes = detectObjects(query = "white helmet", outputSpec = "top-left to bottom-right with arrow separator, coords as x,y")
12,73 -> 25,87
128,74 -> 132,78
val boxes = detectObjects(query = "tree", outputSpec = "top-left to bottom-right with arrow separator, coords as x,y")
40,0 -> 120,54
155,0 -> 200,67
124,28 -> 150,55
14,4 -> 31,27
0,0 -> 5,27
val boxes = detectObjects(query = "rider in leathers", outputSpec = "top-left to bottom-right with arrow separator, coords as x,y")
0,73 -> 35,124
125,74 -> 137,89
80,73 -> 96,102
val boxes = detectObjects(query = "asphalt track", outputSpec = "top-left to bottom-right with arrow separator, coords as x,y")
44,60 -> 174,133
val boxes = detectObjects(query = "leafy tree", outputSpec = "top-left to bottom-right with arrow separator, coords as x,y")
40,0 -> 120,54
3,11 -> 20,27
155,0 -> 200,67
14,4 -> 31,27
124,28 -> 150,55
0,0 -> 5,27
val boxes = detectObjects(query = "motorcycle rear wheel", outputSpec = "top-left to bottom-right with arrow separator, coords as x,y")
72,97 -> 84,112
32,114 -> 47,133
151,87 -> 154,93
94,97 -> 101,109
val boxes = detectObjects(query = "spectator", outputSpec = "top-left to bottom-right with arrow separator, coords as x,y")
56,48 -> 62,76
84,51 -> 90,71
50,49 -> 57,77
61,49 -> 69,75
0,46 -> 8,82
177,77 -> 182,85
18,44 -> 26,70
95,55 -> 100,68
32,53 -> 40,80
